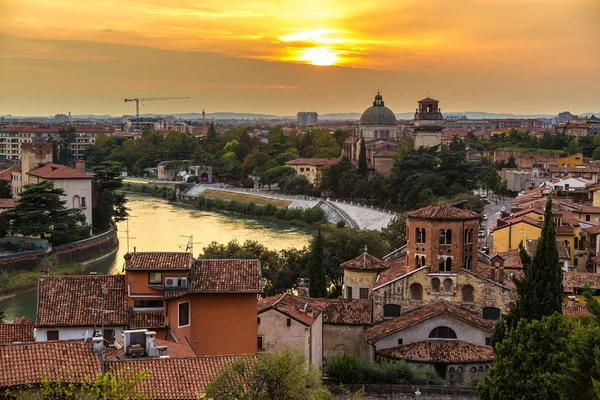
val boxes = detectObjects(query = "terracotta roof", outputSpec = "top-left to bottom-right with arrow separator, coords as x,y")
377,340 -> 494,363
0,127 -> 109,133
583,225 -> 600,235
375,255 -> 407,287
190,259 -> 262,294
258,293 -> 327,326
0,340 -> 100,388
366,301 -> 494,341
577,206 -> 600,214
323,299 -> 372,325
37,275 -> 128,327
11,164 -> 21,173
12,316 -> 34,325
341,252 -> 388,272
562,303 -> 590,316
27,163 -> 91,180
0,323 -> 34,344
0,168 -> 11,182
128,311 -> 167,329
493,216 -> 542,231
106,356 -> 243,399
526,239 -> 570,259
405,202 -> 480,221
285,158 -> 340,168
493,250 -> 523,269
550,166 -> 600,173
125,252 -> 192,271
563,272 -> 600,293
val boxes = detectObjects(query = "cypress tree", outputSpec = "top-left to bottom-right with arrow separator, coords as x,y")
508,196 -> 563,326
308,228 -> 327,298
358,138 -> 368,179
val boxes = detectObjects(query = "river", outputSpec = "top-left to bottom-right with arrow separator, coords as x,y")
0,193 -> 313,321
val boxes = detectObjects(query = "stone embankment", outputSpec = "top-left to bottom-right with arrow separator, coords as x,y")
180,184 -> 397,230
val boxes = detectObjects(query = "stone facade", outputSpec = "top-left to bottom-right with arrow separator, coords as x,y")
322,324 -> 371,368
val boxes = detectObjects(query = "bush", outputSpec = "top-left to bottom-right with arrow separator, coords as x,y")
328,352 -> 363,384
413,366 -> 444,386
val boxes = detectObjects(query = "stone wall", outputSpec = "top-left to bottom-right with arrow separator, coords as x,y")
323,324 -> 372,369
328,384 -> 477,399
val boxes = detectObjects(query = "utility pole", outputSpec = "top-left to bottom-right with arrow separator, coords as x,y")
179,234 -> 201,258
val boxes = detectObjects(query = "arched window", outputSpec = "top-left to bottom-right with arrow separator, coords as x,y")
445,258 -> 452,272
464,256 -> 472,271
383,304 -> 401,318
415,255 -> 421,268
73,195 -> 80,209
429,326 -> 457,339
409,283 -> 423,300
462,285 -> 474,303
443,278 -> 453,292
446,229 -> 452,244
431,278 -> 440,292
483,307 -> 501,321
439,229 -> 446,245
416,228 -> 421,243
421,256 -> 426,267
422,230 -> 426,243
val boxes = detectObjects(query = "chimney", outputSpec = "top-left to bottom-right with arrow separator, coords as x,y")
491,266 -> 497,281
297,278 -> 309,298
75,160 -> 86,172
498,266 -> 505,284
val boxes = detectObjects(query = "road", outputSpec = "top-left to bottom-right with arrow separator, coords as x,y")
479,195 -> 513,253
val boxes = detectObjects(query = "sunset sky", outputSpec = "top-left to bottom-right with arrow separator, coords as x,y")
1,0 -> 599,116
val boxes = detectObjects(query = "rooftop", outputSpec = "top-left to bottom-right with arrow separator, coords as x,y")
366,300 -> 494,340
322,298 -> 372,325
526,239 -> 570,260
125,252 -> 192,271
374,255 -> 407,288
405,202 -> 480,221
563,272 -> 600,293
28,163 -> 92,180
0,323 -> 34,344
340,252 -> 388,272
377,339 -> 494,363
189,259 -> 263,294
285,158 -> 340,168
258,293 -> 327,326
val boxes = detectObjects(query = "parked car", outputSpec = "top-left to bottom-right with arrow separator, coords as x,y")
482,214 -> 488,221
478,229 -> 486,238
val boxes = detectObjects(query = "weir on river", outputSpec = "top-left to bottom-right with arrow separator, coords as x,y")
0,193 -> 312,321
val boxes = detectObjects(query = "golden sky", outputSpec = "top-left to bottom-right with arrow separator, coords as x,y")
1,0 -> 599,116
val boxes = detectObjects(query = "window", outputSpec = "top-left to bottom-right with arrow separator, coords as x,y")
346,286 -> 353,299
286,318 -> 292,327
443,278 -> 453,292
574,237 -> 579,250
439,229 -> 446,245
148,272 -> 162,284
133,299 -> 164,309
359,288 -> 369,299
409,283 -> 423,300
485,337 -> 491,346
383,304 -> 401,318
429,326 -> 457,339
439,257 -> 452,272
257,317 -> 261,325
397,338 -> 403,345
482,307 -> 501,321
257,336 -> 263,350
431,278 -> 440,291
73,195 -> 80,208
586,215 -> 591,222
81,197 -> 86,209
178,302 -> 190,327
462,285 -> 474,303
464,256 -> 472,271
47,330 -> 59,341
446,229 -> 452,244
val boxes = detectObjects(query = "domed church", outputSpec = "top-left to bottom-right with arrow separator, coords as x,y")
359,92 -> 399,139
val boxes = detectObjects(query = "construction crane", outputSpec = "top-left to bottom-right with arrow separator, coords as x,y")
124,97 -> 190,130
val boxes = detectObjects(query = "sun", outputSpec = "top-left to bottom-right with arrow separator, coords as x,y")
300,47 -> 338,66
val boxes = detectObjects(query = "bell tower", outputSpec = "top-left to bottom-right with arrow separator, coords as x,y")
413,96 -> 444,149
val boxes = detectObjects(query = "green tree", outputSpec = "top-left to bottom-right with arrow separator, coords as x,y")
0,180 -> 12,198
207,121 -> 217,140
308,228 -> 327,298
56,126 -> 77,166
380,215 -> 406,249
507,196 -> 562,326
262,165 -> 296,191
205,349 -> 330,400
478,313 -> 570,400
490,314 -> 507,349
358,138 -> 368,179
92,161 -> 128,232
7,181 -> 88,243
592,146 -> 600,160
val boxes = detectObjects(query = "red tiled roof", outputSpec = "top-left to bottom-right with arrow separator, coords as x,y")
375,255 -> 407,287
526,239 -> 570,259
549,166 -> 600,173
0,340 -> 100,388
28,163 -> 91,179
285,158 -> 340,168
37,275 -> 127,327
0,127 -> 109,133
12,316 -> 34,325
106,356 -> 244,399
341,252 -> 388,272
405,202 -> 480,221
493,216 -> 542,231
323,299 -> 372,325
576,206 -> 600,214
125,252 -> 192,271
128,311 -> 167,329
258,293 -> 327,326
0,323 -> 34,344
562,303 -> 590,316
377,340 -> 494,363
0,198 -> 15,209
190,259 -> 262,294
563,272 -> 600,293
0,168 -> 11,182
366,301 -> 494,340
583,225 -> 600,235
11,164 -> 21,173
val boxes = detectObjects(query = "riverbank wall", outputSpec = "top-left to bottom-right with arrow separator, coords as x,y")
0,229 -> 118,272
327,384 -> 478,399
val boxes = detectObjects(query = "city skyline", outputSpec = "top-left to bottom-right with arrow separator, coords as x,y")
1,0 -> 598,116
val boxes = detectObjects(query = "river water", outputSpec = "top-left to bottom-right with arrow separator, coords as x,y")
0,193 -> 312,321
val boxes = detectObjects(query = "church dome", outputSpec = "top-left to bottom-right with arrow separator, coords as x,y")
360,92 -> 397,126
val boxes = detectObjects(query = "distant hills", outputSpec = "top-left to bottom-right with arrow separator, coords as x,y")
3,111 -> 598,121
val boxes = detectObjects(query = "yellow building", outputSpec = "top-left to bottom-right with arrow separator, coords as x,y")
558,153 -> 583,167
285,158 -> 340,185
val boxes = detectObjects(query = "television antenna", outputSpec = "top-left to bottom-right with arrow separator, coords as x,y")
179,234 -> 201,258
87,283 -> 122,376
118,217 -> 136,254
